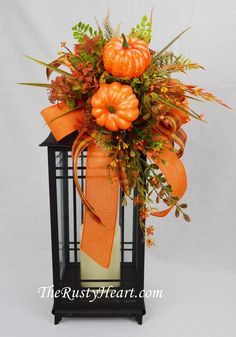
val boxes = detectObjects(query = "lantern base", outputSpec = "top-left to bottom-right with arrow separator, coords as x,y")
51,262 -> 146,325
52,304 -> 145,325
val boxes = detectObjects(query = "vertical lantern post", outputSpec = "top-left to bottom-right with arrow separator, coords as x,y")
40,132 -> 146,325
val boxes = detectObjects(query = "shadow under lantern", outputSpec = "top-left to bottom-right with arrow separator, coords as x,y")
40,131 -> 146,325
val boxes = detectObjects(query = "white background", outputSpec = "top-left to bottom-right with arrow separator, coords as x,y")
0,0 -> 236,336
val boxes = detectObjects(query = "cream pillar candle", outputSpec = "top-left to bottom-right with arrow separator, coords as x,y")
80,223 -> 121,288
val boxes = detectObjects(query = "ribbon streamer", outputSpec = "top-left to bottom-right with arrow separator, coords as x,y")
80,144 -> 119,268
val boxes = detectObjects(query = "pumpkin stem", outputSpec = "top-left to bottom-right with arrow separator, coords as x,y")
107,105 -> 116,113
122,33 -> 129,48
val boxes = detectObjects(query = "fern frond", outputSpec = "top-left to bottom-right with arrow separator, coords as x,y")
72,21 -> 99,42
130,15 -> 152,44
152,52 -> 204,74
103,12 -> 114,40
152,51 -> 175,66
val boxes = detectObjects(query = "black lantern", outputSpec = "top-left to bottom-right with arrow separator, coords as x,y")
40,132 -> 146,325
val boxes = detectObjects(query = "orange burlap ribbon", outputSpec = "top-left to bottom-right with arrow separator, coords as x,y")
41,101 -> 187,268
41,102 -> 85,141
41,102 -> 119,268
80,144 -> 119,268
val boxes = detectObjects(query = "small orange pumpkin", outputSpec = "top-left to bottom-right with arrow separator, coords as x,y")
103,34 -> 151,79
91,82 -> 139,131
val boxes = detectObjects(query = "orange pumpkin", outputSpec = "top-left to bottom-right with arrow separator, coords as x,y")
103,34 -> 151,79
91,82 -> 139,131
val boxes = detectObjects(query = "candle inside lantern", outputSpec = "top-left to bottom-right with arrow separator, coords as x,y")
80,223 -> 121,288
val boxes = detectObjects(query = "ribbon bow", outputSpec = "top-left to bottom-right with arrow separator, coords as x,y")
41,99 -> 187,268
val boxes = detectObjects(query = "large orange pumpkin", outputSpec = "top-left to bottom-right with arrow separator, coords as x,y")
103,34 -> 151,79
91,82 -> 139,131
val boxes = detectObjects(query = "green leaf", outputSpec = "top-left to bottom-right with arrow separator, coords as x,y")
183,213 -> 191,222
157,27 -> 191,55
17,82 -> 50,87
24,55 -> 72,78
66,98 -> 75,109
150,92 -> 204,121
121,196 -> 127,207
72,20 -> 102,42
130,14 -> 152,43
184,95 -> 205,103
175,208 -> 180,218
151,207 -> 159,213
161,159 -> 168,166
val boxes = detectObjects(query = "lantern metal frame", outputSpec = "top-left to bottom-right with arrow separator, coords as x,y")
40,132 -> 146,325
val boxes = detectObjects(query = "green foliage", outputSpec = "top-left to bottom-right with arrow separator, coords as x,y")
130,15 -> 152,43
72,21 -> 100,42
152,51 -> 176,67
